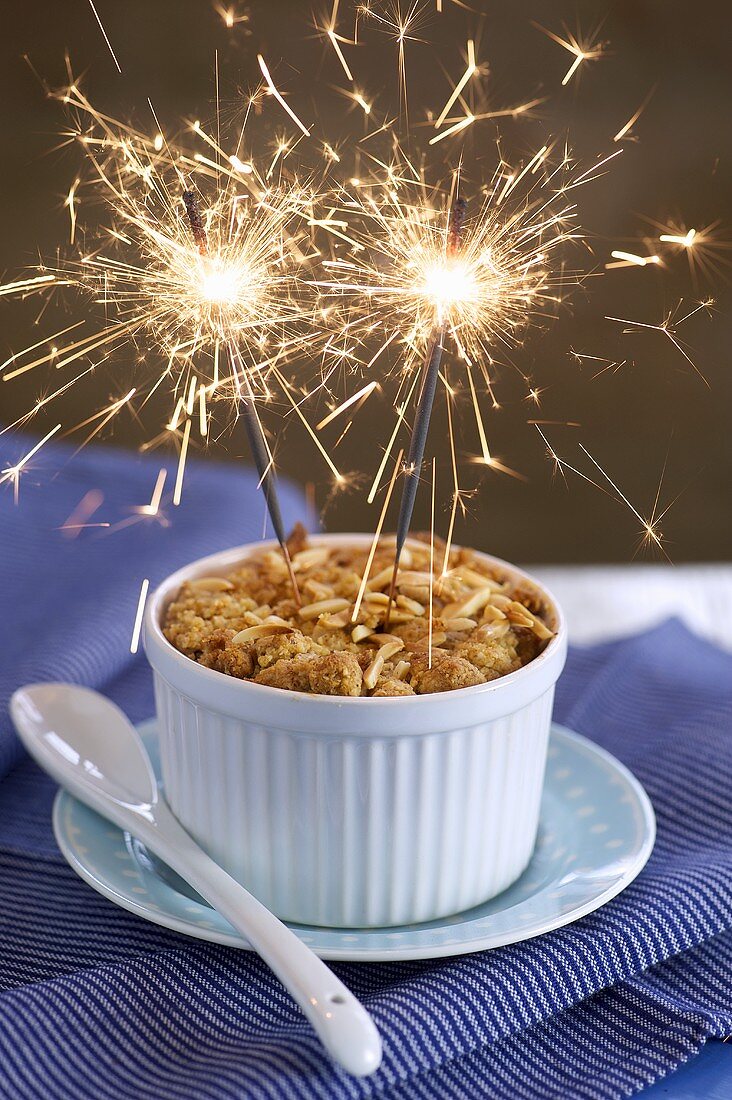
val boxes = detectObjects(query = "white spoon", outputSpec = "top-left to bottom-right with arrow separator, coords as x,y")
10,683 -> 382,1078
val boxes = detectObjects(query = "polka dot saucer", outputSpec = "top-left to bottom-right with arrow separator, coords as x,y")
52,721 -> 655,961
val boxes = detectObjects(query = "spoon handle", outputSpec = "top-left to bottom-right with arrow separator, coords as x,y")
140,800 -> 382,1078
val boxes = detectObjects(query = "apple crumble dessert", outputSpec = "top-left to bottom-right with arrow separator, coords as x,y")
163,526 -> 555,697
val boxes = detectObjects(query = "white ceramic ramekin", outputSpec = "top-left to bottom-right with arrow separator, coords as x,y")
144,535 -> 567,928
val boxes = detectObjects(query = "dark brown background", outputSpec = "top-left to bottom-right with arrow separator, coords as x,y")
1,0 -> 730,562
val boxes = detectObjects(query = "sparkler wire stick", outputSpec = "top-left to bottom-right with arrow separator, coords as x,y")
182,189 -> 300,604
387,195 -> 467,615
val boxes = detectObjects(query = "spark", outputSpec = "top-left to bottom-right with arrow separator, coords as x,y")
65,179 -> 81,244
214,3 -> 250,28
0,274 -> 56,298
351,447 -> 404,622
316,380 -> 379,430
606,300 -> 713,383
537,427 -> 672,556
138,468 -> 167,516
660,228 -> 697,247
533,21 -> 606,86
647,217 -> 731,282
86,0 -> 122,73
428,113 -> 474,145
130,578 -> 150,654
606,250 -> 661,269
173,420 -> 191,505
0,424 -> 62,503
257,55 -> 311,136
614,87 -> 656,142
434,39 -> 477,129
60,489 -> 106,538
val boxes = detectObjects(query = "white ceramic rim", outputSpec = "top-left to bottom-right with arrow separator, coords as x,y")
143,534 -> 568,735
51,723 -> 657,961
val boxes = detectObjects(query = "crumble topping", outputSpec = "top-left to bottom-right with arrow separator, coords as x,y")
163,526 -> 555,697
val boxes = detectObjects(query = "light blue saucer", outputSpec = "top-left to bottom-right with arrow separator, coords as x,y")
52,721 -> 655,961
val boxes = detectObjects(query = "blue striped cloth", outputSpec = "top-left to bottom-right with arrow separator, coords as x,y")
2,436 -> 732,1099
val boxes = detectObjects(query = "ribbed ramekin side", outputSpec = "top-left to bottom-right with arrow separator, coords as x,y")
154,672 -> 555,927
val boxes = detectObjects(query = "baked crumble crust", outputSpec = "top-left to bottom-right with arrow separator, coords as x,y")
163,527 -> 555,697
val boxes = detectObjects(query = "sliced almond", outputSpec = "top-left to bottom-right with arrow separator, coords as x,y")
292,546 -> 330,570
395,570 -> 433,587
377,639 -> 404,661
363,652 -> 385,690
363,591 -> 390,606
393,659 -> 411,681
396,594 -> 425,616
232,621 -> 294,643
442,618 -> 477,632
298,597 -> 350,621
351,624 -> 374,643
450,567 -> 502,590
481,604 -> 507,623
365,566 -> 393,591
302,579 -> 333,602
531,619 -> 555,641
398,584 -> 430,603
383,610 -> 420,624
318,611 -> 350,630
189,576 -> 234,593
412,632 -> 447,650
444,586 -> 495,620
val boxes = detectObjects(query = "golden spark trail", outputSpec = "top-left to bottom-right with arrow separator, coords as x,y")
257,55 -> 311,136
0,424 -> 62,504
173,420 -> 191,506
434,39 -> 476,129
352,447 -> 404,623
86,0 -> 122,72
130,578 -> 150,654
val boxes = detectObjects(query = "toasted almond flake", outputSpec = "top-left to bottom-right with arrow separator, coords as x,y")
450,567 -> 503,590
365,566 -> 393,591
189,576 -> 234,592
489,594 -> 512,611
396,594 -> 425,615
532,620 -> 555,641
319,611 -> 350,630
505,603 -> 553,640
393,659 -> 411,680
383,610 -> 419,624
232,622 -> 294,643
481,604 -> 507,623
298,597 -> 350,621
378,639 -> 404,661
351,624 -> 374,643
398,584 -> 430,603
375,633 -> 402,646
292,546 -> 330,570
396,570 -> 433,587
363,652 -> 385,690
302,580 -> 333,602
413,633 -> 447,650
444,586 -> 495,620
363,591 -> 390,605
264,550 -> 288,571
442,618 -> 477,632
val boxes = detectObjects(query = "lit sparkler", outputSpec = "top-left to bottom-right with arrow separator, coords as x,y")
1,80 -> 333,596
315,142 -> 587,574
